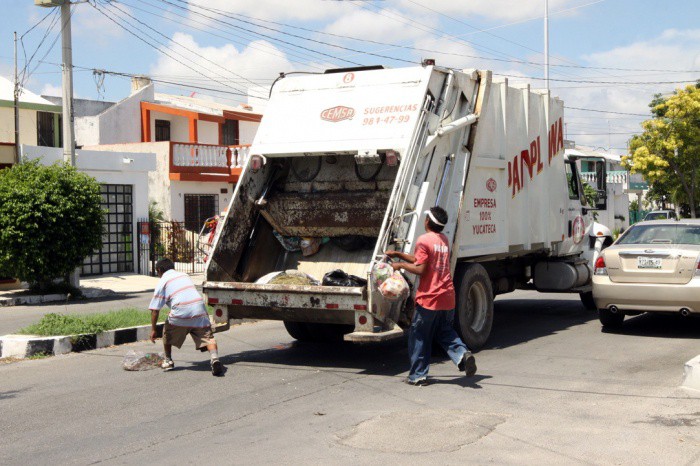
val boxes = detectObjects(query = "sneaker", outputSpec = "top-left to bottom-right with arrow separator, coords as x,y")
161,358 -> 174,371
211,359 -> 223,376
404,377 -> 429,386
458,352 -> 477,377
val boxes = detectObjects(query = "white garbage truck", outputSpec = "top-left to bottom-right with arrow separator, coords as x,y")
203,64 -> 611,350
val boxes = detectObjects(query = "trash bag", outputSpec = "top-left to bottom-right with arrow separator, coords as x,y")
371,261 -> 394,288
331,235 -> 373,252
379,271 -> 409,301
300,237 -> 322,256
322,269 -> 367,287
122,350 -> 165,371
273,231 -> 301,252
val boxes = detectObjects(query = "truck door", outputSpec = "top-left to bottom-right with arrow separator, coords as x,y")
560,161 -> 587,255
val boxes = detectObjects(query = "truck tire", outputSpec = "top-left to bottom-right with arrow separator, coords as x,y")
283,321 -> 313,342
579,291 -> 596,311
454,263 -> 494,352
306,323 -> 354,342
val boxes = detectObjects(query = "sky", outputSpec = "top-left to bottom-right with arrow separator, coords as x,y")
1,0 -> 699,153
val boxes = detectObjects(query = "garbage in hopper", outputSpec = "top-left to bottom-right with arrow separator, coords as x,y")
300,237 -> 322,256
322,269 -> 367,287
371,261 -> 393,288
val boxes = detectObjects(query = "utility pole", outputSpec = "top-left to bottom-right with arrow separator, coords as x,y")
13,31 -> 20,164
37,0 -> 76,165
544,0 -> 549,90
60,1 -> 75,166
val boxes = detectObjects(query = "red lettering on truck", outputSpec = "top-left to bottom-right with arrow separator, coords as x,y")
473,198 -> 497,208
508,117 -> 563,197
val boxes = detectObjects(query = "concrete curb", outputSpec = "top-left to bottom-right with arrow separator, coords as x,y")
0,323 -> 164,359
682,355 -> 700,391
0,288 -> 115,307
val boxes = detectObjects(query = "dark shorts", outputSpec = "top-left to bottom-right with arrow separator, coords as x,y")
163,321 -> 216,349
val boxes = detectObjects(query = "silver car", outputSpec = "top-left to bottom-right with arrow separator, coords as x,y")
592,219 -> 700,329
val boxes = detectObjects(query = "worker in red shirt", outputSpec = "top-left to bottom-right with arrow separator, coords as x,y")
386,206 -> 476,386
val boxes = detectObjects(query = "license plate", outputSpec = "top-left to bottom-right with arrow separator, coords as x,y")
637,257 -> 662,269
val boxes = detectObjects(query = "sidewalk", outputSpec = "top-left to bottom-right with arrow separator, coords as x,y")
0,272 -> 205,307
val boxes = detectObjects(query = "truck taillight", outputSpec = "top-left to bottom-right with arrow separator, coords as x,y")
594,256 -> 607,276
208,298 -> 219,304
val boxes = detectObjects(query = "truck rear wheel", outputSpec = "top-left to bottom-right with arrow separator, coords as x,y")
306,323 -> 354,342
283,321 -> 313,342
455,263 -> 494,352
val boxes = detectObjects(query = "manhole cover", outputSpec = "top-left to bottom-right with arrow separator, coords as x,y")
337,410 -> 506,453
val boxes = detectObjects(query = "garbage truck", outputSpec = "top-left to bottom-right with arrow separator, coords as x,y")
203,64 -> 611,350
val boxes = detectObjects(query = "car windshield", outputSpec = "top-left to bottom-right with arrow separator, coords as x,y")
617,224 -> 700,245
644,212 -> 669,220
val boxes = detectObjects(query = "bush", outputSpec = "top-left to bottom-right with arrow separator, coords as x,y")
0,160 -> 103,291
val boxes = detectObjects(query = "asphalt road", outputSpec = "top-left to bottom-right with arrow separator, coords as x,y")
0,291 -> 154,335
1,290 -> 699,465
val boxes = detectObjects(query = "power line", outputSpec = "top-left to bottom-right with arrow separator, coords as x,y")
159,0 -> 371,66
565,106 -> 650,117
118,0 -> 327,71
90,1 -> 251,99
102,0 -> 261,89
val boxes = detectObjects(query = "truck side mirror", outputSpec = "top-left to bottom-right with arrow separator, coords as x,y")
594,161 -> 607,210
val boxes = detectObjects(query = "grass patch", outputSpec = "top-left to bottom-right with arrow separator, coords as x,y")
17,308 -> 169,337
26,352 -> 51,360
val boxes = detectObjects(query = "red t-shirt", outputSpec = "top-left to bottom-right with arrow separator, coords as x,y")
413,231 -> 456,311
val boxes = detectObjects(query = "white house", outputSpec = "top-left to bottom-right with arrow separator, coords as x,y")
0,76 -> 62,168
21,145 -> 156,275
73,77 -> 263,230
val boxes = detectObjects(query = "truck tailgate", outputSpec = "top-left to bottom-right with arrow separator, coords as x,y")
205,281 -> 366,307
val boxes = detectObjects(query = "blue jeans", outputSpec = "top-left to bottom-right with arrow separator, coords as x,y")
407,305 -> 469,382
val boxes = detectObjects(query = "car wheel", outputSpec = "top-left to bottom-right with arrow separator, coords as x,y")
579,291 -> 596,311
599,308 -> 624,330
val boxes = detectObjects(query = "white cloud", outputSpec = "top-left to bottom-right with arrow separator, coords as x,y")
395,0 -> 581,23
324,7 -> 434,44
551,28 -> 700,150
40,83 -> 62,97
72,3 -> 131,43
185,0 -> 351,22
149,33 -> 295,104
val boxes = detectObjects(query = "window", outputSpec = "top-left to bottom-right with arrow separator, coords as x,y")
222,119 -> 239,145
37,111 -> 59,147
564,162 -> 580,201
184,194 -> 218,232
155,119 -> 171,142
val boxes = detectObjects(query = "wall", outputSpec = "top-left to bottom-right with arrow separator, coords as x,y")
20,145 -> 157,273
197,120 -> 219,144
239,120 -> 259,145
0,107 -> 45,145
74,84 -> 155,147
169,179 -> 233,223
84,142 -> 171,218
150,111 -> 190,143
42,96 -> 114,117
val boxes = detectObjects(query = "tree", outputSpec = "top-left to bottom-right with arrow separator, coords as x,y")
0,160 -> 104,291
622,84 -> 700,217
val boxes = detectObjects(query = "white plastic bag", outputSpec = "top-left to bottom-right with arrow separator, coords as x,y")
379,271 -> 409,301
122,350 -> 165,371
371,261 -> 394,288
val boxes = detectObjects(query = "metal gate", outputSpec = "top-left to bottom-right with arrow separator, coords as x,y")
137,220 -> 206,276
82,184 -> 134,276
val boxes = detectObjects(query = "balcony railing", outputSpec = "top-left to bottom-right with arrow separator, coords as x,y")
581,170 -> 628,185
169,142 -> 251,178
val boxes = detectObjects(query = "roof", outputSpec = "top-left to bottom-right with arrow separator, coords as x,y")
153,92 -> 261,118
565,146 -> 622,163
0,75 -> 60,108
